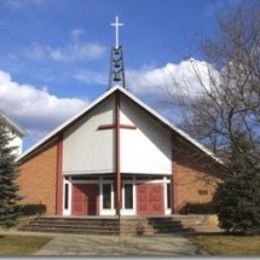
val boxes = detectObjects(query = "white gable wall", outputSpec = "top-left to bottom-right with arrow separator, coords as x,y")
63,95 -> 115,175
120,95 -> 172,175
62,92 -> 172,176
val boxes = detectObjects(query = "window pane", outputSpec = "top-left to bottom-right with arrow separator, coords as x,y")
72,176 -> 99,181
167,183 -> 171,209
64,183 -> 69,210
124,184 -> 133,209
103,176 -> 114,180
103,184 -> 111,209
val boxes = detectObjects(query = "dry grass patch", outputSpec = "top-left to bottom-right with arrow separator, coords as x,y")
189,234 -> 260,256
0,235 -> 52,256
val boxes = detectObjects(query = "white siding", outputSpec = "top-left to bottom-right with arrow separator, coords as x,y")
63,95 -> 115,175
120,95 -> 172,175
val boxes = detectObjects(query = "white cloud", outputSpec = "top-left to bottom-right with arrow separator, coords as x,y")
73,70 -> 107,85
29,42 -> 45,60
6,0 -> 45,8
0,70 -> 87,143
126,58 -> 217,98
70,29 -> 85,40
28,42 -> 106,62
0,58 -> 217,146
50,42 -> 105,61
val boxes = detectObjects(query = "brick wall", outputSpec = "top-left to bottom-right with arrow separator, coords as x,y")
17,140 -> 58,215
172,134 -> 222,212
17,129 -> 222,216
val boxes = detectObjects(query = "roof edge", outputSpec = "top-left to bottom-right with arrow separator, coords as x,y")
118,87 -> 224,165
17,85 -> 223,165
0,110 -> 26,137
16,85 -> 121,162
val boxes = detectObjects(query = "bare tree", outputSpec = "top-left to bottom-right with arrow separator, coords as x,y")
171,2 -> 260,169
164,2 -> 260,232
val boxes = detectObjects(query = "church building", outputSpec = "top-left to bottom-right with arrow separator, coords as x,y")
17,17 -> 222,218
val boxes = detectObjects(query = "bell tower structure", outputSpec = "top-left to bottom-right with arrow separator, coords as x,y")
109,16 -> 126,89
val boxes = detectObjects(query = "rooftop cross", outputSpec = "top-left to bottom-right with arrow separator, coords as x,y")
111,16 -> 124,49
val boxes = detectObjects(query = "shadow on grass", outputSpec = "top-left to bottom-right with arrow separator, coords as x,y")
0,234 -> 53,256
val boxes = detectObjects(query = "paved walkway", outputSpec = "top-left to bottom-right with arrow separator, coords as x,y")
34,233 -> 207,256
0,229 -> 208,256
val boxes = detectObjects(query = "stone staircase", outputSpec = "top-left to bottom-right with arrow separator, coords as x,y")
120,217 -> 194,235
18,215 -> 221,235
18,217 -> 120,235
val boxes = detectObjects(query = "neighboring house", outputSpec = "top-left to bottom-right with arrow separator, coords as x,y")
16,19 -> 223,217
0,110 -> 26,156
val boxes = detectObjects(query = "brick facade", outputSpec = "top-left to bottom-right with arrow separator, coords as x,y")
18,140 -> 58,215
172,133 -> 222,212
17,131 -> 222,216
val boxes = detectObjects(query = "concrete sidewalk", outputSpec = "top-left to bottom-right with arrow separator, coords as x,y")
34,233 -> 208,256
0,229 -> 208,256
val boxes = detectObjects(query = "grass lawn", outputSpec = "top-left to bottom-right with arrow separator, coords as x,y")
189,234 -> 260,256
0,235 -> 52,256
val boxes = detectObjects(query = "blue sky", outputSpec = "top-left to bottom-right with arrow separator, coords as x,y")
0,0 -> 247,149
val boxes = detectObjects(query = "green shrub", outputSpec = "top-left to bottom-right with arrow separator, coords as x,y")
180,202 -> 217,214
21,204 -> 46,216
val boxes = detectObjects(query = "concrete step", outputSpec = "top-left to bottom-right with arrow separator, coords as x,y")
120,218 -> 190,234
34,220 -> 118,227
21,222 -> 118,230
19,217 -> 120,235
18,215 -> 218,235
121,227 -> 193,234
120,223 -> 184,229
36,218 -> 118,224
26,223 -> 119,230
21,226 -> 119,235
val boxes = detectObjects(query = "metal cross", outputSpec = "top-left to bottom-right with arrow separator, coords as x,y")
111,16 -> 123,49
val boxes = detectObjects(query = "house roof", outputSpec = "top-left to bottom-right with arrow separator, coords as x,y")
0,110 -> 26,137
17,85 -> 223,164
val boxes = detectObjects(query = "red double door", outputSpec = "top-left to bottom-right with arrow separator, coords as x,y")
72,184 -> 99,216
137,183 -> 164,216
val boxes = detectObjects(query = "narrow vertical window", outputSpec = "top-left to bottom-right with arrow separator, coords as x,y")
103,184 -> 112,209
64,183 -> 69,210
124,183 -> 133,209
167,183 -> 171,209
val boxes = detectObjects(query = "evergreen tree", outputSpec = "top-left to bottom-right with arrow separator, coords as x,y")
0,117 -> 21,229
216,133 -> 260,234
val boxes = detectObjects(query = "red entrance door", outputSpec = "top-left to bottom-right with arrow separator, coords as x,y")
137,183 -> 164,216
72,184 -> 99,216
